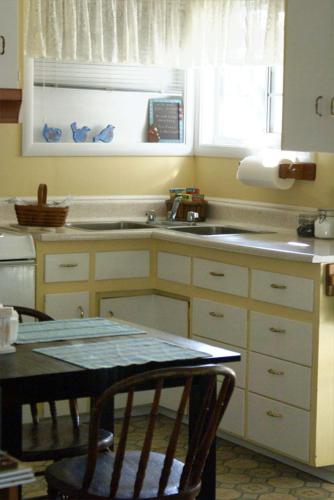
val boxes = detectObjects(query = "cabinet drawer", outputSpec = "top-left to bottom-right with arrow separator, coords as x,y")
250,312 -> 312,366
247,392 -> 310,462
192,298 -> 247,348
192,335 -> 245,388
251,270 -> 314,311
95,251 -> 150,280
218,387 -> 244,437
249,352 -> 311,409
193,258 -> 248,296
44,253 -> 89,283
157,252 -> 191,284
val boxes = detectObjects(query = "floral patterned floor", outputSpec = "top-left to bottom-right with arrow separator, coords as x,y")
23,415 -> 334,499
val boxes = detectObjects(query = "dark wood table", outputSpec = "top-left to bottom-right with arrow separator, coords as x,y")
0,327 -> 240,500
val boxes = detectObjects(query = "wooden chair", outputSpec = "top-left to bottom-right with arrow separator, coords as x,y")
10,306 -> 113,464
45,363 -> 235,499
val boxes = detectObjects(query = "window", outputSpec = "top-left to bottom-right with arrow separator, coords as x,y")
195,65 -> 283,157
22,58 -> 194,157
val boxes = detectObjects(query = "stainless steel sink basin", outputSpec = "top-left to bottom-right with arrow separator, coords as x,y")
66,221 -> 150,231
167,225 -> 259,235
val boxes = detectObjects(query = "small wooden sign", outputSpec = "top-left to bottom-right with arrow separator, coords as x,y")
148,98 -> 184,143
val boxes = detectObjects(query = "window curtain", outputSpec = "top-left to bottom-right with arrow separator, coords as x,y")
24,0 -> 284,67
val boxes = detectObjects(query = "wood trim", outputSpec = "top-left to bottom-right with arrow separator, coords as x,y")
278,162 -> 316,180
0,88 -> 22,123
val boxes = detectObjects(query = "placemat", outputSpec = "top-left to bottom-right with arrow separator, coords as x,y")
17,317 -> 145,344
33,337 -> 210,369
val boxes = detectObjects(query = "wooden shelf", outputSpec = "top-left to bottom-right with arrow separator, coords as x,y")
0,89 -> 22,123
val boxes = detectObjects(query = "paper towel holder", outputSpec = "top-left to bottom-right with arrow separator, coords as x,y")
278,162 -> 316,181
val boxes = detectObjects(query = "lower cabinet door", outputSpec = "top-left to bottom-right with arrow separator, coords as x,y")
218,386 -> 245,437
45,291 -> 90,319
247,392 -> 310,462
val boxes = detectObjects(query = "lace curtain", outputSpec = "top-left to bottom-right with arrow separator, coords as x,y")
24,0 -> 284,67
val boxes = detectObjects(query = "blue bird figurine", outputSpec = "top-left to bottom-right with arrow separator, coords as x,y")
71,122 -> 91,142
93,124 -> 115,143
42,123 -> 62,142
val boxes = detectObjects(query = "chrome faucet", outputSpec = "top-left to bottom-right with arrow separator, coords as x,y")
168,196 -> 182,220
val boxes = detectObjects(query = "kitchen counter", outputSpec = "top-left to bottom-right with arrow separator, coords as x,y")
1,221 -> 333,264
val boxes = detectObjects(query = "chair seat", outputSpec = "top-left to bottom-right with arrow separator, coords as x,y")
46,450 -> 184,499
21,417 -> 113,462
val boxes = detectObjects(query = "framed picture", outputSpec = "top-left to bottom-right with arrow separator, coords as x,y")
148,98 -> 184,143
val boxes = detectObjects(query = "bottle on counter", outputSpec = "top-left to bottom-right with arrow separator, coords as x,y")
297,213 -> 316,237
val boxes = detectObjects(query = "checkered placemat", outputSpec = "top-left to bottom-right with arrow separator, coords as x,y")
33,337 -> 210,369
17,317 -> 145,344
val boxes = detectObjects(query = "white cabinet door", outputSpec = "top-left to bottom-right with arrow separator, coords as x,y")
100,294 -> 188,337
0,0 -> 18,88
95,251 -> 150,280
282,0 -> 334,153
45,291 -> 89,319
157,252 -> 191,284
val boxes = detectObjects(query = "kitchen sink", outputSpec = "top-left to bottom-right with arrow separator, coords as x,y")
167,225 -> 260,235
66,221 -> 151,231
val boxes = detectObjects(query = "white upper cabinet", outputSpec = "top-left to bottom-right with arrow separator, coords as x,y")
0,0 -> 18,88
282,0 -> 334,153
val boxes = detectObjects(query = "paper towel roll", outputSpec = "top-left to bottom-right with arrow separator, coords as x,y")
237,156 -> 295,190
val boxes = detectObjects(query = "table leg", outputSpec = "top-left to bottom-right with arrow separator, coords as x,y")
189,375 -> 216,500
0,387 -> 22,455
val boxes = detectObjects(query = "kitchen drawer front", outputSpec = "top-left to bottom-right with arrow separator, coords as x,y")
193,258 -> 248,297
218,386 -> 245,437
157,252 -> 191,284
192,335 -> 245,388
45,291 -> 89,319
251,270 -> 314,311
192,298 -> 247,348
95,251 -> 150,280
247,392 -> 310,462
44,253 -> 89,283
250,312 -> 313,366
249,352 -> 311,409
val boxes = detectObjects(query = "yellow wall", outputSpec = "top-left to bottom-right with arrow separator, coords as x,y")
0,124 -> 195,197
195,153 -> 334,209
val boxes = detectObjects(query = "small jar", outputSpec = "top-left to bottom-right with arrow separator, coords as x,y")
297,213 -> 316,237
314,209 -> 334,239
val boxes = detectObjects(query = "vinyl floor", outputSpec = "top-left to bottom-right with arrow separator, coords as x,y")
23,415 -> 334,499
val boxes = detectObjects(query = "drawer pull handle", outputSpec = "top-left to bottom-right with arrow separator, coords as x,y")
270,283 -> 287,290
209,311 -> 224,318
269,327 -> 286,334
59,263 -> 79,268
77,306 -> 84,318
268,368 -> 284,376
266,410 -> 283,418
0,36 -> 5,55
209,271 -> 225,277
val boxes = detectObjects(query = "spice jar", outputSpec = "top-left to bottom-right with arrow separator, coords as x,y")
297,213 -> 316,237
314,209 -> 334,239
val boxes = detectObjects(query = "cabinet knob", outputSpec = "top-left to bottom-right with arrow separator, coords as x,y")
270,283 -> 287,290
209,311 -> 224,318
77,305 -> 84,318
109,310 -> 114,318
269,327 -> 286,334
331,97 -> 334,116
209,271 -> 225,277
266,410 -> 283,418
267,368 -> 284,376
0,36 -> 5,56
315,95 -> 323,117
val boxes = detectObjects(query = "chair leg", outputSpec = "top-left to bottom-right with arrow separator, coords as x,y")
46,485 -> 60,499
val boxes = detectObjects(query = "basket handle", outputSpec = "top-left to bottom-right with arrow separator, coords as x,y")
37,184 -> 47,207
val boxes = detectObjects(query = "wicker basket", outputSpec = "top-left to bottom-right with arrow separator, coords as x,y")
15,184 -> 69,227
165,199 -> 208,221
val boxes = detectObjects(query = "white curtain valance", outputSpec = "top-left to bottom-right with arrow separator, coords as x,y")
24,0 -> 284,67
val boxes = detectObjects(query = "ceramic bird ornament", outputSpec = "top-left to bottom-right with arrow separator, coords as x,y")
71,122 -> 91,142
93,124 -> 115,143
42,123 -> 62,142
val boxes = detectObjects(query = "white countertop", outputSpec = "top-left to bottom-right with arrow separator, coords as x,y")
1,221 -> 334,264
